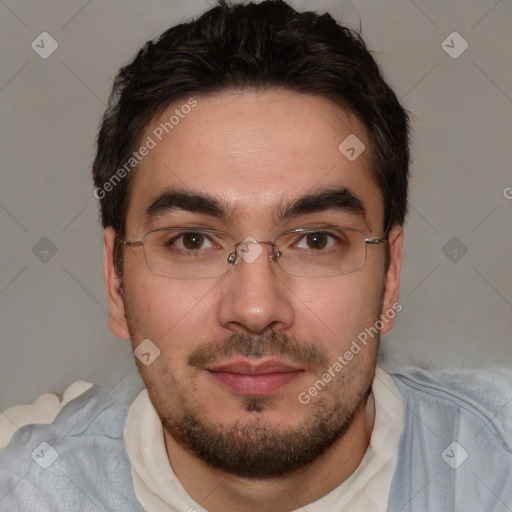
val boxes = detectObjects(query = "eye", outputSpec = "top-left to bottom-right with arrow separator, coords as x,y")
166,231 -> 215,251
296,231 -> 340,250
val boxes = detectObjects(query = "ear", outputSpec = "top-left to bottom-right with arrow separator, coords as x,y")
103,227 -> 131,340
379,225 -> 403,335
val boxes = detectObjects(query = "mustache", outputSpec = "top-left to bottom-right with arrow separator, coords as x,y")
187,331 -> 329,375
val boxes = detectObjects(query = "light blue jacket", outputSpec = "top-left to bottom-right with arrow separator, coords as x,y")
1,367 -> 510,511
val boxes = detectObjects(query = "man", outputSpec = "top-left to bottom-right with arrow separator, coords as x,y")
1,1 -> 510,511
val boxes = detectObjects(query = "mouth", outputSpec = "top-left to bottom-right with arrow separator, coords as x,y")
205,357 -> 305,396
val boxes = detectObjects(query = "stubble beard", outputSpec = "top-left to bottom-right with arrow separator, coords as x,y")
159,373 -> 375,479
123,291 -> 381,479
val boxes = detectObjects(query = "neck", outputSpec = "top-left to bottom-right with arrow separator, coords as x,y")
163,394 -> 375,512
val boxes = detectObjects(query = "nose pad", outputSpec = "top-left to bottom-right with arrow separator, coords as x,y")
272,250 -> 283,261
226,241 -> 279,267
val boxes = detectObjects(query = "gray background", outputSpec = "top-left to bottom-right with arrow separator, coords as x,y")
1,0 -> 511,410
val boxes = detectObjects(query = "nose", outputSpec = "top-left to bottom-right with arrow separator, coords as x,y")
217,240 -> 294,335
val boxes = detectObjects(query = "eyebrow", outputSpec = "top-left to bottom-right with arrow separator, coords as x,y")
143,186 -> 367,227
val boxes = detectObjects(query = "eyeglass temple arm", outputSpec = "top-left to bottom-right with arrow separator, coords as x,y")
365,237 -> 388,245
367,217 -> 394,244
116,236 -> 143,248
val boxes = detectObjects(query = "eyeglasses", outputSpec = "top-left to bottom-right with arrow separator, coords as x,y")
117,226 -> 388,279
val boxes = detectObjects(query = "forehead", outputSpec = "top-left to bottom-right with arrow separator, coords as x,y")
124,89 -> 384,235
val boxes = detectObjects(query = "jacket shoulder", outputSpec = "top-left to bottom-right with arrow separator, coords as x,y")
391,366 -> 512,451
387,366 -> 512,511
0,369 -> 145,511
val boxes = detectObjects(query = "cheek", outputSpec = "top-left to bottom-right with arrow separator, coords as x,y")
299,275 -> 383,337
127,276 -> 218,363
130,274 -> 200,327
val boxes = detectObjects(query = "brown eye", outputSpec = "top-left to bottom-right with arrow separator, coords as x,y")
162,231 -> 214,252
181,232 -> 206,250
305,232 -> 329,250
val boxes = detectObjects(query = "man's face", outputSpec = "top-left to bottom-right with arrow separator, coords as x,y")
104,89 -> 402,478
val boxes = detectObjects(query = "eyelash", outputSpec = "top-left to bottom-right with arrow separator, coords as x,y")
162,229 -> 343,251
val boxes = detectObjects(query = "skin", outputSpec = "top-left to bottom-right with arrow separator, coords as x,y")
103,89 -> 403,511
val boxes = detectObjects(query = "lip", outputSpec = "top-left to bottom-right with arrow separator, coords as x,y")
206,357 -> 304,395
206,357 -> 303,374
